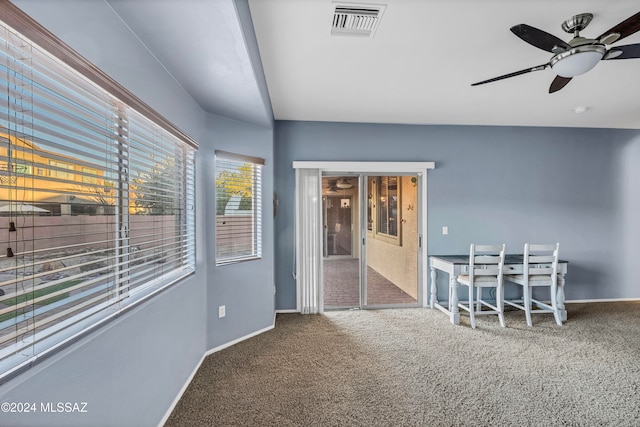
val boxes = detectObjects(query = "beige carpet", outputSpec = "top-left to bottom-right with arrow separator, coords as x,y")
165,301 -> 640,426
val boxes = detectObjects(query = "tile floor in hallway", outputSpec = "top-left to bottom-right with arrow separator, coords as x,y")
323,258 -> 417,307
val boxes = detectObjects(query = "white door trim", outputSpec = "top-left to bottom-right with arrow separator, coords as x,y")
293,161 -> 435,172
293,161 -> 435,309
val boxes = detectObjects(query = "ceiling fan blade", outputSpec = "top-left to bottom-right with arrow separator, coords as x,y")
604,43 -> 640,60
549,76 -> 572,93
597,11 -> 640,43
471,64 -> 548,86
511,24 -> 571,53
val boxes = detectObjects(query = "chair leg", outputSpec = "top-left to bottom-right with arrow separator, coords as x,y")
550,284 -> 562,326
469,284 -> 476,329
523,286 -> 533,327
497,284 -> 505,328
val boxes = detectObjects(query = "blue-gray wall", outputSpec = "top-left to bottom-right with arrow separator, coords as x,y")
0,1 -> 275,426
204,116 -> 275,349
274,121 -> 640,310
3,0 -> 639,425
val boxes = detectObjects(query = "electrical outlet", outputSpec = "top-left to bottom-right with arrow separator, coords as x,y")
218,305 -> 226,318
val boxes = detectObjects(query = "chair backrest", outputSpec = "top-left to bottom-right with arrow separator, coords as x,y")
523,243 -> 559,280
469,244 -> 506,283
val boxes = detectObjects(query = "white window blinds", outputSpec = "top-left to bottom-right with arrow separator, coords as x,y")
0,9 -> 196,379
215,150 -> 263,265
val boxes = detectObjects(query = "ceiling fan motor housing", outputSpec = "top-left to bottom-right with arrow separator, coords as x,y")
561,13 -> 594,34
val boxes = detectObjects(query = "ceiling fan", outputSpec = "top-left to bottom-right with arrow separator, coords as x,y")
325,179 -> 340,194
471,11 -> 640,93
324,178 -> 354,194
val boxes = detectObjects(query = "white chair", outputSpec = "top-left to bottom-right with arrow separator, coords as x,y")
457,244 -> 506,329
504,243 -> 561,327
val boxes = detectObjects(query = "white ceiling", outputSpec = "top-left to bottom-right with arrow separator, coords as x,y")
108,0 -> 273,127
109,0 -> 640,130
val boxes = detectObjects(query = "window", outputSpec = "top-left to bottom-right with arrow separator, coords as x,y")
48,160 -> 74,179
368,176 -> 402,245
81,167 -> 98,184
377,176 -> 399,236
0,6 -> 196,380
215,150 -> 263,265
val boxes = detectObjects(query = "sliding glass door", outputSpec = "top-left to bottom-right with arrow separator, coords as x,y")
321,173 -> 420,309
362,175 -> 419,308
294,161 -> 434,314
322,175 -> 360,308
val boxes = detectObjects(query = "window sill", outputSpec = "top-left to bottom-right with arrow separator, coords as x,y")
215,256 -> 262,267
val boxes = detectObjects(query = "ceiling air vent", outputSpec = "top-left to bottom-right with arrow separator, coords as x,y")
331,4 -> 386,37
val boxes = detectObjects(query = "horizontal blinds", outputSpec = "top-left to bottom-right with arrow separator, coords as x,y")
0,23 -> 121,361
215,150 -> 265,166
215,153 -> 262,264
127,109 -> 194,291
0,17 -> 196,377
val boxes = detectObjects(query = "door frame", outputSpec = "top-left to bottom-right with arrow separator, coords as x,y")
293,162 -> 435,311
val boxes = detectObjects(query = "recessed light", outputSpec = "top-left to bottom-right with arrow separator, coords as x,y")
573,106 -> 588,114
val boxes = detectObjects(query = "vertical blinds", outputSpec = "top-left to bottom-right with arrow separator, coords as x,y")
215,150 -> 263,265
295,168 -> 322,314
0,15 -> 195,379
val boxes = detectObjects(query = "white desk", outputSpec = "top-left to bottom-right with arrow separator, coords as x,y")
429,255 -> 568,325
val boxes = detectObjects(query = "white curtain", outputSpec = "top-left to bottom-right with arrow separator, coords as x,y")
295,168 -> 323,314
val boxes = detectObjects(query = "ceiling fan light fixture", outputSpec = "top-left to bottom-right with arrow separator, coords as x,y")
550,44 -> 606,77
336,178 -> 353,189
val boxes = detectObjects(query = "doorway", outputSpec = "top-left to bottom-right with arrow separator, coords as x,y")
322,173 -> 420,309
323,194 -> 353,257
293,161 -> 434,314
322,175 -> 360,308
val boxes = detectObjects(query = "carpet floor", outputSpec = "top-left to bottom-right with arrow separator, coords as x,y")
165,301 -> 640,426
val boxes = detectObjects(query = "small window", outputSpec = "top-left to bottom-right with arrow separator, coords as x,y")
378,176 -> 399,236
81,167 -> 98,184
49,160 -> 74,179
369,176 -> 402,245
215,151 -> 264,265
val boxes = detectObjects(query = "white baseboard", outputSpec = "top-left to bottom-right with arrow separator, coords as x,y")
566,297 -> 640,303
158,352 -> 206,427
449,297 -> 640,306
159,320 -> 276,427
205,323 -> 275,357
